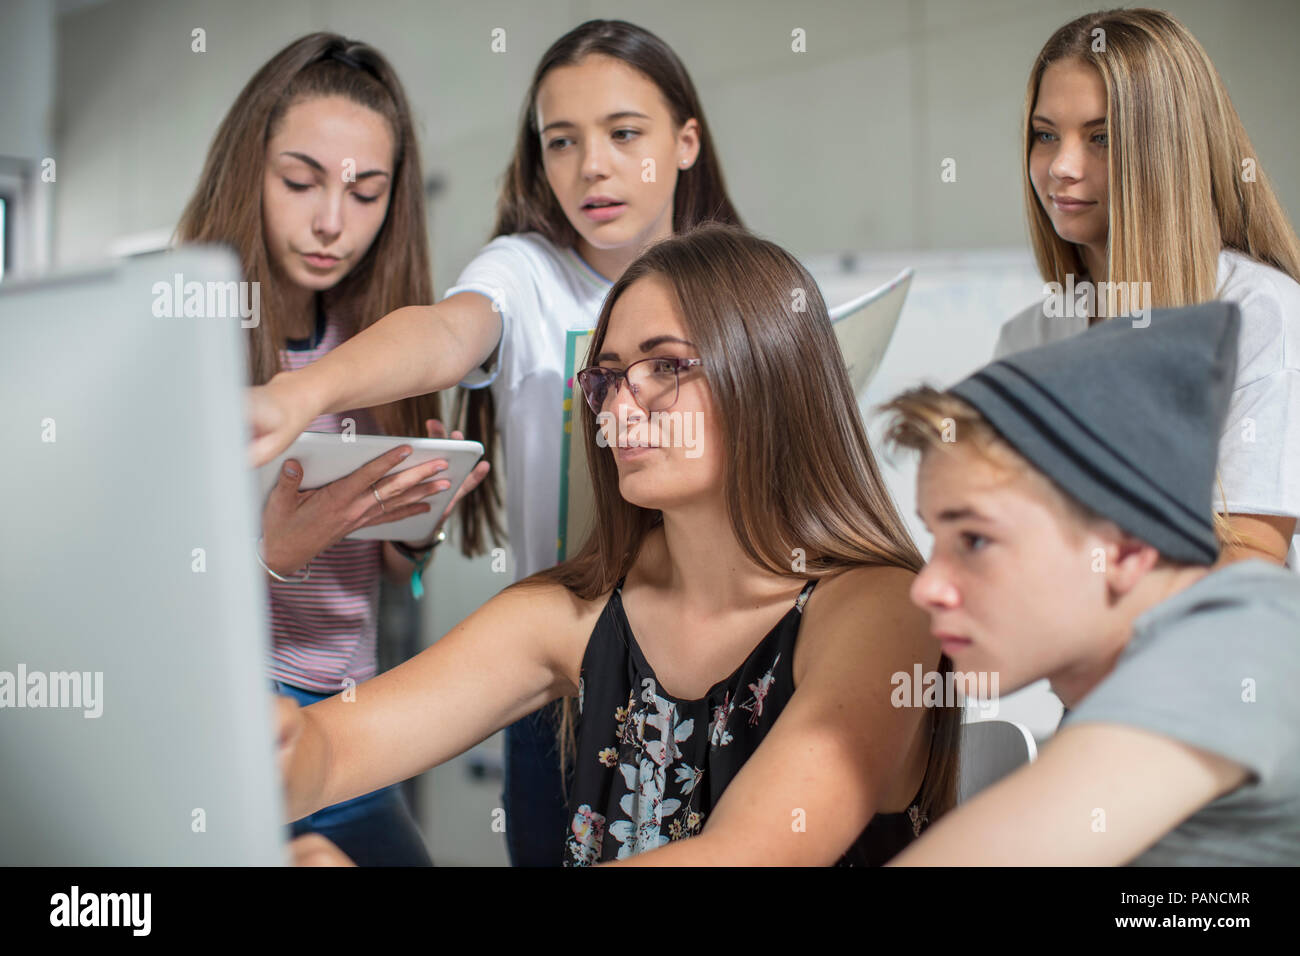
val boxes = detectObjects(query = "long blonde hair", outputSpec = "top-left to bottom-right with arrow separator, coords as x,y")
1024,9 -> 1300,551
514,223 -> 962,825
1024,8 -> 1300,305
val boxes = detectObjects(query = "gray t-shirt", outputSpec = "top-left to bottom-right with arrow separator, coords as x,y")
1060,559 -> 1300,865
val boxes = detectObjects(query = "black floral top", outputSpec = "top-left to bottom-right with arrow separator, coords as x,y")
563,578 -> 928,865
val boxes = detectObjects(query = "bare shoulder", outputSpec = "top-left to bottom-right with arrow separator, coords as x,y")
494,576 -> 612,696
493,576 -> 607,631
807,564 -> 921,621
795,564 -> 933,684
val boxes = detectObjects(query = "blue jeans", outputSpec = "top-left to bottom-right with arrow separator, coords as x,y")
273,679 -> 433,867
503,704 -> 574,866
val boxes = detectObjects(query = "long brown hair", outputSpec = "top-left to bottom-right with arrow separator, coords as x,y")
514,223 -> 961,825
455,19 -> 744,555
176,32 -> 440,442
1024,8 -> 1300,302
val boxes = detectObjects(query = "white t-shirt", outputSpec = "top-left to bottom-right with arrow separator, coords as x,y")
444,232 -> 614,581
996,249 -> 1300,570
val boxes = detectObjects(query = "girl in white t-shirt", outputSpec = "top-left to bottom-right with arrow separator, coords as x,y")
997,8 -> 1300,569
246,20 -> 745,865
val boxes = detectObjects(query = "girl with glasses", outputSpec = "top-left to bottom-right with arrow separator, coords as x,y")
277,224 -> 962,867
247,19 -> 746,866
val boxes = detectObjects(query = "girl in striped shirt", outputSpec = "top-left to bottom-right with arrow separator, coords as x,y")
176,33 -> 487,865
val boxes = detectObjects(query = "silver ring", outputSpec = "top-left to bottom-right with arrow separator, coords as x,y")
371,484 -> 386,513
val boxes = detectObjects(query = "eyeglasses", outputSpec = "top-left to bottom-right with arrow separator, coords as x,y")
575,356 -> 703,415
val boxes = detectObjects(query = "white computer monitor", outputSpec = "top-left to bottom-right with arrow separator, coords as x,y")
0,245 -> 286,865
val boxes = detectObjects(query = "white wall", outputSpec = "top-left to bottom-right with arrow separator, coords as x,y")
0,0 -> 56,277
0,0 -> 55,167
35,0 -> 1300,276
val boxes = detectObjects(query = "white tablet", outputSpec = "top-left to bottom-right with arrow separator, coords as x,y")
256,432 -> 485,542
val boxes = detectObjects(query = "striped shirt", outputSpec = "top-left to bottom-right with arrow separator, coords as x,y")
266,301 -> 384,694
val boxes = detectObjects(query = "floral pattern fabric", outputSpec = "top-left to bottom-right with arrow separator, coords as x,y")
563,579 -> 927,866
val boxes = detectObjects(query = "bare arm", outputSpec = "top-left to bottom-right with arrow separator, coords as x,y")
283,580 -> 592,821
249,293 -> 501,468
887,722 -> 1249,865
304,293 -> 499,415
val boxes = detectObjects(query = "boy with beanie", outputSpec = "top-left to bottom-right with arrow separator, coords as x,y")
881,301 -> 1300,865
